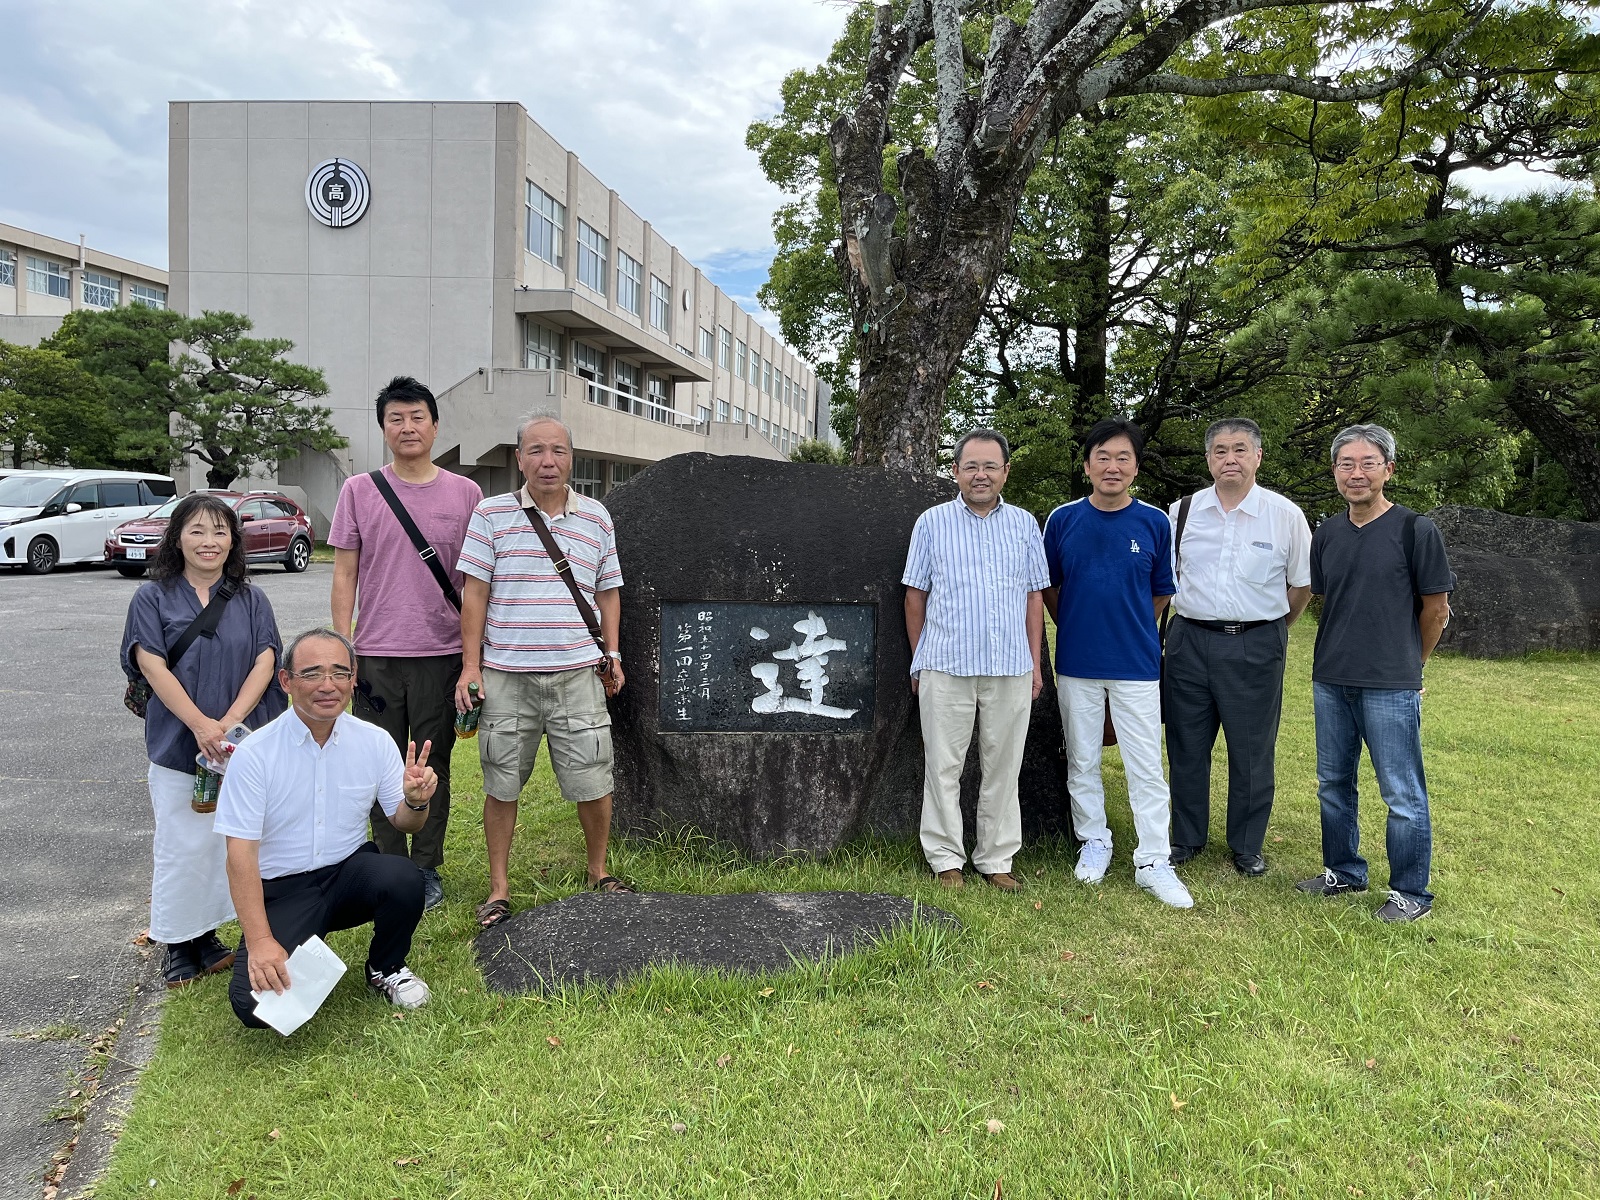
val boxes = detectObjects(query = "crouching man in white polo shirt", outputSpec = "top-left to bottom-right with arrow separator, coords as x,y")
216,628 -> 439,1025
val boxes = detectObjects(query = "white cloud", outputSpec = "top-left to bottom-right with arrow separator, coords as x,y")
0,0 -> 844,324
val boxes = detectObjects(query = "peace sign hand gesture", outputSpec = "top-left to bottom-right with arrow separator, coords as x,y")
402,739 -> 437,806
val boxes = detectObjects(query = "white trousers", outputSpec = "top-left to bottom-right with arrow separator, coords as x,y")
918,670 -> 1031,875
148,762 -> 236,944
1057,676 -> 1171,868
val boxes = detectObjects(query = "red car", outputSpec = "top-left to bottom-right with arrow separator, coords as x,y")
105,491 -> 315,577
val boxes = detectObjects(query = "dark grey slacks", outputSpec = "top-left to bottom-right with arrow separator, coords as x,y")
354,653 -> 461,870
1164,616 -> 1289,856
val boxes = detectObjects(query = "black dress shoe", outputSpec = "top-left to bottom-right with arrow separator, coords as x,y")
1233,852 -> 1267,877
1169,844 -> 1203,865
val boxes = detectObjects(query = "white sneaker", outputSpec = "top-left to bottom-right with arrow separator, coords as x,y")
1074,840 -> 1113,884
1135,863 -> 1195,909
366,964 -> 431,1009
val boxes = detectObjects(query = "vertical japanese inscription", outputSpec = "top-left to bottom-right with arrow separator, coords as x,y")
658,602 -> 876,732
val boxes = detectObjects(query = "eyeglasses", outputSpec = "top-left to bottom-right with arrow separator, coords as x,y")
291,668 -> 354,683
957,462 -> 1005,474
1334,458 -> 1387,474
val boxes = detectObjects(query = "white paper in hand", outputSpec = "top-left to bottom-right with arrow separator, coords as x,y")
249,936 -> 348,1036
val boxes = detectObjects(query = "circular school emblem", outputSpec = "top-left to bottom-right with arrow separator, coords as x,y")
304,158 -> 371,227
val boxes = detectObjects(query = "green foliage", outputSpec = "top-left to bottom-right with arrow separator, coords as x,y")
789,438 -> 848,465
0,341 -> 116,468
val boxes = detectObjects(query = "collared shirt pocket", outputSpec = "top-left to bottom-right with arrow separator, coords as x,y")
1239,539 -> 1284,586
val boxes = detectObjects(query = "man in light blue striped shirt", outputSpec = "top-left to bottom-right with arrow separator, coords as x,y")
903,428 -> 1050,891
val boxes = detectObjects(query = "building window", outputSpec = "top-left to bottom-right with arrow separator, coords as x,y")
611,462 -> 641,487
27,257 -> 70,298
614,360 -> 642,415
762,359 -> 773,394
717,327 -> 731,370
617,251 -> 643,317
646,374 -> 673,423
0,250 -> 14,288
525,182 -> 566,269
799,387 -> 808,416
760,418 -> 770,437
735,339 -> 746,380
698,327 -> 713,359
716,399 -> 729,423
573,456 -> 604,498
749,351 -> 761,386
697,404 -> 711,426
524,320 -> 563,370
129,281 -> 167,310
577,221 -> 608,296
747,409 -> 757,427
573,341 -> 606,406
733,405 -> 745,425
649,276 -> 671,333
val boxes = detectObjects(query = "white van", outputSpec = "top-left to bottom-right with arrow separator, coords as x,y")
0,470 -> 177,574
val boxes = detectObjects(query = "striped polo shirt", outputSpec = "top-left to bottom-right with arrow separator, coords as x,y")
457,485 -> 623,672
902,494 -> 1051,678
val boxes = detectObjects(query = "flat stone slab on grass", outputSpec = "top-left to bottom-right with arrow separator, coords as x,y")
476,891 -> 959,993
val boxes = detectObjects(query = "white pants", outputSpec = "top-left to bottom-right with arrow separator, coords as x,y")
148,762 -> 236,944
1057,677 -> 1171,868
918,670 -> 1031,875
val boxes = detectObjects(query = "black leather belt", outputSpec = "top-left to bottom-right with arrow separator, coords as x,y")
1181,617 -> 1275,635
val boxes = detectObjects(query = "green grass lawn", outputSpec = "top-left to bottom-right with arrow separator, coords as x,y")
95,628 -> 1600,1199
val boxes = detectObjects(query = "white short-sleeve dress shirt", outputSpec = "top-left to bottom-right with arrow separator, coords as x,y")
1169,484 -> 1312,622
213,707 -> 405,880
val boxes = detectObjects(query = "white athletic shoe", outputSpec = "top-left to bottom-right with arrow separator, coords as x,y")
1074,840 -> 1113,884
366,964 -> 431,1009
1135,862 -> 1195,909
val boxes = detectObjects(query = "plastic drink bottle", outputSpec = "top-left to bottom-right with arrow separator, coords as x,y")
455,681 -> 483,738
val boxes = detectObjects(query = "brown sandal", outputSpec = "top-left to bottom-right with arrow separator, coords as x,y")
590,875 -> 636,894
475,898 -> 511,928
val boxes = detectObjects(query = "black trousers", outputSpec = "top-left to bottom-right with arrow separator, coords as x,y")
1165,616 -> 1289,857
355,653 -> 461,870
229,843 -> 423,1028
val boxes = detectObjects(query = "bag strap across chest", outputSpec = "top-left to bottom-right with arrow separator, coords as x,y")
368,470 -> 462,612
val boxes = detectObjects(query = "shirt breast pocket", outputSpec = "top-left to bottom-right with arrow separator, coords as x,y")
1239,541 -> 1284,586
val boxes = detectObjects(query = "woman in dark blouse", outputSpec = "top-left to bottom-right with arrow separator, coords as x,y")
120,494 -> 285,988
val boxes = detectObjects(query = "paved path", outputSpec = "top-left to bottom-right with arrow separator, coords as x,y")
0,563 -> 334,1200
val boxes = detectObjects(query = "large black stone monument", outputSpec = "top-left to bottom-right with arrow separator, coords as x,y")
606,454 -> 1068,859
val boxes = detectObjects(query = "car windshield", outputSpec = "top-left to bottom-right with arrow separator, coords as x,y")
0,475 -> 72,508
149,497 -> 183,519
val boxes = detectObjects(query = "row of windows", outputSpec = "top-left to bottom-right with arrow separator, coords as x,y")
571,456 -> 644,499
0,250 -> 167,309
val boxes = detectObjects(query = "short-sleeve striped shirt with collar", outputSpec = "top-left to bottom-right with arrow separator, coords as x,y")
902,494 -> 1051,678
456,484 -> 624,673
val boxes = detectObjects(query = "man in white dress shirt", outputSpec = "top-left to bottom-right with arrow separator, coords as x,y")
216,628 -> 439,1026
1165,419 -> 1312,876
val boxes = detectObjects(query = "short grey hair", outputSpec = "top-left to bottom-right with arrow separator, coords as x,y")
516,409 -> 574,452
283,627 -> 356,673
952,427 -> 1011,465
1205,418 -> 1262,452
1330,424 -> 1397,465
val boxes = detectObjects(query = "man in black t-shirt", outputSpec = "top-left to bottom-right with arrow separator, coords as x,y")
1295,424 -> 1453,922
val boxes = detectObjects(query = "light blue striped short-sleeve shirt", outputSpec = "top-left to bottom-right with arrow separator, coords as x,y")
902,495 -> 1050,678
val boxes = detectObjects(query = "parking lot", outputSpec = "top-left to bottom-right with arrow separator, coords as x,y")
0,561 -> 334,1199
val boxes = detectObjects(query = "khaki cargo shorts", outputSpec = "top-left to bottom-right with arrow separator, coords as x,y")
479,666 -> 614,803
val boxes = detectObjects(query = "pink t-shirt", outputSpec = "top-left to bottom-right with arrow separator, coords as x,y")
328,466 -> 483,656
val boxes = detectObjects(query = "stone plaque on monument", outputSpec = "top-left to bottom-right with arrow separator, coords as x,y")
659,602 -> 876,733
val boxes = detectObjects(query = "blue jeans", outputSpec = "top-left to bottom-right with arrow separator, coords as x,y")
1312,683 -> 1433,905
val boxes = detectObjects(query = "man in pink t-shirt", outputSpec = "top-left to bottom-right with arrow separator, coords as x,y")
330,376 -> 482,909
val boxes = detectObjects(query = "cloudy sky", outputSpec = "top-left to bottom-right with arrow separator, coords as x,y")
0,0 -> 848,323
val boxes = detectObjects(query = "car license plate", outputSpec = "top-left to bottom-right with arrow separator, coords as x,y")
126,547 -> 146,560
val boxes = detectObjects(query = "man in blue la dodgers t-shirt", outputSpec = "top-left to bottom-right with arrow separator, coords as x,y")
1043,418 -> 1192,909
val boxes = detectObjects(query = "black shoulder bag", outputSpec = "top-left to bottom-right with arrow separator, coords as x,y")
368,470 -> 462,612
521,502 -> 621,697
124,580 -> 239,718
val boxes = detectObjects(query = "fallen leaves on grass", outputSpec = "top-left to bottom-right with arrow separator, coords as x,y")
266,1130 -> 280,1141
1033,901 -> 1043,911
393,1157 -> 422,1167
226,1181 -> 244,1196
1170,1093 -> 1187,1113
976,981 -> 995,991
1248,981 -> 1259,997
786,1044 -> 797,1056
985,1118 -> 1005,1135
1365,1059 -> 1377,1070
546,1036 -> 562,1048
1059,951 -> 1076,962
1552,886 -> 1566,896
715,1054 -> 732,1068
670,1122 -> 687,1135
758,988 -> 775,998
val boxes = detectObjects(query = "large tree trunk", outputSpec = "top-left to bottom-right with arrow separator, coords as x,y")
1502,378 -> 1600,521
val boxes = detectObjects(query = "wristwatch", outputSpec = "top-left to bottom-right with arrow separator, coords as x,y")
606,651 -> 622,660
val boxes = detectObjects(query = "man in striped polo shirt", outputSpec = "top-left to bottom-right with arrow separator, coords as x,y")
455,412 -> 630,928
903,428 -> 1049,891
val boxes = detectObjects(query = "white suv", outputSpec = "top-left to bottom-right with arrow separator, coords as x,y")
0,470 -> 176,574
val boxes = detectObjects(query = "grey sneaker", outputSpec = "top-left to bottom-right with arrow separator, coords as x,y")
366,964 -> 431,1009
1135,862 -> 1195,909
1373,891 -> 1431,923
1074,840 -> 1113,884
420,867 -> 444,911
1294,868 -> 1368,897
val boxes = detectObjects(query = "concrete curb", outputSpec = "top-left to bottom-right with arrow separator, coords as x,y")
52,949 -> 166,1200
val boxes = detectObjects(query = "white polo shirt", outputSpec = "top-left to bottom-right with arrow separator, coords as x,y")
214,707 -> 404,880
1169,484 -> 1312,622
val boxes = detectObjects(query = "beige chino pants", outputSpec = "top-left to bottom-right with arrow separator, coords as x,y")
917,669 -> 1032,875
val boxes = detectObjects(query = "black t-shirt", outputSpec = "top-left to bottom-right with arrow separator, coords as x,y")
1309,504 -> 1453,690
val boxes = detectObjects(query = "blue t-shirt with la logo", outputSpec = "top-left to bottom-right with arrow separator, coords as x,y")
1043,497 -> 1176,681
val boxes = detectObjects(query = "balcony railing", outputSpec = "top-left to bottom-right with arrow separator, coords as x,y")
576,374 -> 707,434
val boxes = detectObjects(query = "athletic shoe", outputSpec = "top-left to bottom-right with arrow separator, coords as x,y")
1373,891 -> 1431,923
192,931 -> 236,975
1135,863 -> 1195,909
366,964 -> 431,1009
162,942 -> 202,989
1074,840 -> 1113,884
420,867 -> 444,911
1293,868 -> 1368,897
